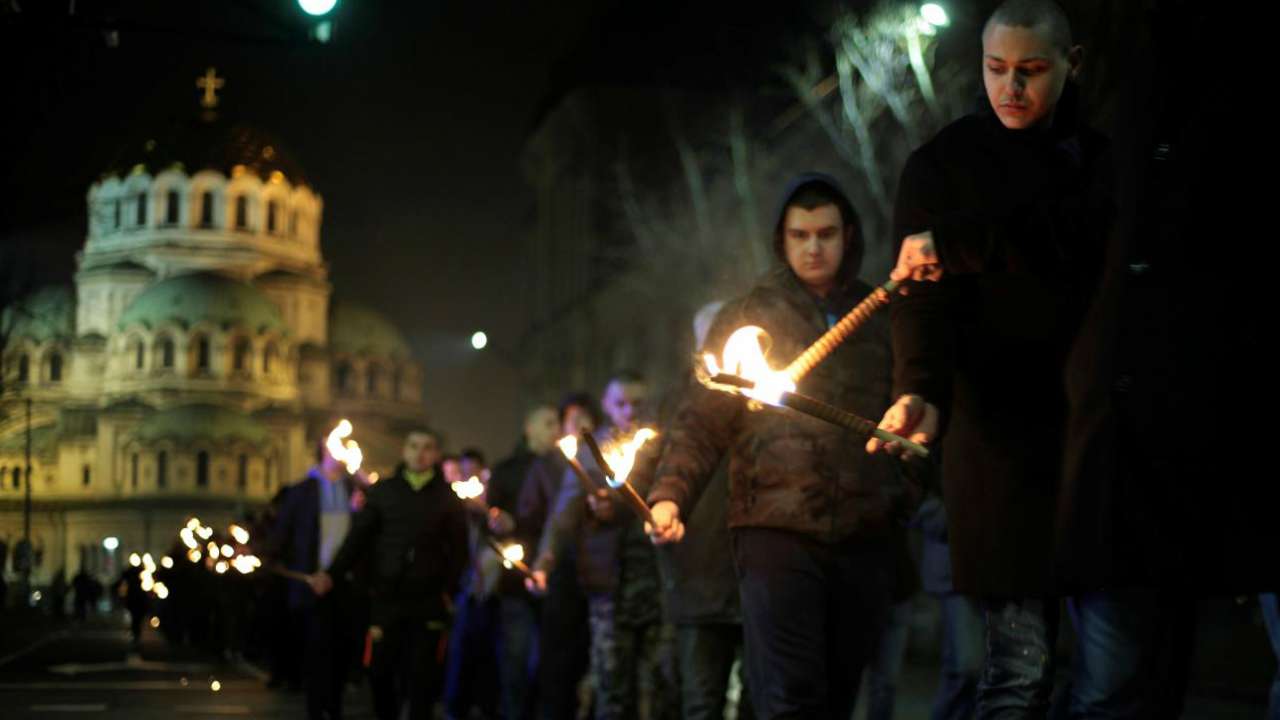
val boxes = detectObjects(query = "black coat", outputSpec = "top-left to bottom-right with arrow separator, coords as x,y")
327,466 -> 469,622
269,472 -> 357,609
487,443 -> 539,597
892,85 -> 1113,596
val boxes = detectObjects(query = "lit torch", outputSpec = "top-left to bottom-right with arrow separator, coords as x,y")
580,428 -> 658,527
784,280 -> 898,383
702,326 -> 929,459
485,538 -> 534,580
325,419 -> 363,474
556,435 -> 598,494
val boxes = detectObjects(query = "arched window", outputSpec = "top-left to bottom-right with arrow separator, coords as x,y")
392,368 -> 403,400
237,454 -> 248,492
156,451 -> 168,488
196,451 -> 210,488
131,453 -> 139,489
233,338 -> 251,372
263,342 -> 277,374
195,335 -> 211,372
267,200 -> 279,234
48,352 -> 62,382
335,362 -> 352,392
134,340 -> 145,370
165,190 -> 180,225
12,466 -> 22,489
82,464 -> 91,487
17,354 -> 30,383
113,199 -> 122,229
366,364 -> 380,397
161,339 -> 175,368
135,194 -> 147,226
234,196 -> 249,230
199,191 -> 215,228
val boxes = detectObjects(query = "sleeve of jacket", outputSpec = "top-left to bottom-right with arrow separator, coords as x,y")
647,310 -> 746,516
325,486 -> 382,579
891,148 -> 958,416
264,488 -> 296,567
516,458 -> 552,545
534,467 -> 588,574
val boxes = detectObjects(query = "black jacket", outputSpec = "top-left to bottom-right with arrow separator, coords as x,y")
488,443 -> 539,597
269,472 -> 357,609
891,84 -> 1113,596
327,465 -> 469,621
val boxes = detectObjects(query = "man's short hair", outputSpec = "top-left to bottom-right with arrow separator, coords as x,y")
558,391 -> 600,428
459,447 -> 486,467
984,0 -> 1073,53
404,426 -> 442,447
786,183 -> 852,220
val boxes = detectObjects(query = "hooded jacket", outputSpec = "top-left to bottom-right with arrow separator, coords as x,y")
648,174 -> 914,542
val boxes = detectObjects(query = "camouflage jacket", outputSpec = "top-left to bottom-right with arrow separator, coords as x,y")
648,266 -> 916,543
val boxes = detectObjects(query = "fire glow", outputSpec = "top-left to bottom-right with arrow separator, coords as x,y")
325,419 -> 363,474
451,476 -> 485,501
702,326 -> 795,406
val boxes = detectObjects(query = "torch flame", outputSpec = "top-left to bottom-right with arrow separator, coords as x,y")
601,428 -> 659,488
702,326 -> 795,406
325,419 -> 363,474
229,524 -> 250,545
451,476 -> 485,500
501,544 -> 525,569
557,435 -> 578,460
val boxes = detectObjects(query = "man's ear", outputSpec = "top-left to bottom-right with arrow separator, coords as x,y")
1066,44 -> 1084,81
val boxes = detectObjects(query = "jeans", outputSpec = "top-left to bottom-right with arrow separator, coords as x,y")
498,595 -> 540,720
977,597 -> 1059,720
933,594 -> 985,720
863,600 -> 911,720
1262,593 -> 1280,720
677,623 -> 753,720
733,527 -> 891,720
444,592 -> 500,719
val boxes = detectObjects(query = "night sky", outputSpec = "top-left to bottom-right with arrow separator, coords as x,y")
0,1 -> 829,456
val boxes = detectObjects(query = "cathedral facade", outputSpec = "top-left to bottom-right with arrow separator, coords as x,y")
0,108 -> 426,587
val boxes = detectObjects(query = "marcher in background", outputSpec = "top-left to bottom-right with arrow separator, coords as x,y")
312,428 -> 469,720
269,440 -> 360,720
116,560 -> 149,651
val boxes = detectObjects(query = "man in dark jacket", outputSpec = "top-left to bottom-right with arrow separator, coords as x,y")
867,2 -> 1148,716
485,404 -> 560,720
534,373 -> 677,720
311,428 -> 469,720
648,174 -> 911,719
270,442 -> 360,720
518,393 -> 598,720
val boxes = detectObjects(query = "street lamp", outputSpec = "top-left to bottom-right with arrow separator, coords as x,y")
920,3 -> 949,28
102,536 -> 119,552
297,0 -> 338,16
471,331 -> 489,351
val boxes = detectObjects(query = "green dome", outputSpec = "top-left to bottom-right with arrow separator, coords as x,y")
1,285 -> 74,342
329,302 -> 409,357
134,404 -> 267,446
118,272 -> 285,334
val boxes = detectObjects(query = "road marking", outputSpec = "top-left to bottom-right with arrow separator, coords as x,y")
29,704 -> 108,712
0,630 -> 70,668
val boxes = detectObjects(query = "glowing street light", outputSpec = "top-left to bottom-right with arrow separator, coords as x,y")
921,3 -> 949,27
102,537 -> 119,552
471,331 -> 488,351
297,0 -> 337,16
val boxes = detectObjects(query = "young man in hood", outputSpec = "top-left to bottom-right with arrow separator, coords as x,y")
647,174 -> 914,719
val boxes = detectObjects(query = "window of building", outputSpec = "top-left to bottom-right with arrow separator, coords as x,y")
237,454 -> 248,492
134,340 -> 145,370
233,338 -> 250,372
113,199 -> 122,229
199,191 -> 214,228
263,343 -> 276,374
49,353 -> 62,382
267,200 -> 279,234
235,196 -> 248,230
131,453 -> 139,489
335,362 -> 352,392
366,365 -> 380,397
196,451 -> 210,488
166,190 -> 180,225
17,354 -> 29,384
159,338 -> 174,369
157,451 -> 168,488
195,336 -> 211,372
82,464 -> 91,487
135,194 -> 147,226
13,466 -> 22,489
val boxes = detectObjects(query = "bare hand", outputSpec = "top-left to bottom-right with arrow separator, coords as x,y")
487,508 -> 515,535
646,500 -> 685,544
307,571 -> 334,597
891,231 -> 943,284
525,570 -> 548,595
586,490 -> 616,522
866,394 -> 940,458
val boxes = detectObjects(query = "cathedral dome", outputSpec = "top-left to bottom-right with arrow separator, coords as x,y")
118,272 -> 286,334
329,303 -> 410,358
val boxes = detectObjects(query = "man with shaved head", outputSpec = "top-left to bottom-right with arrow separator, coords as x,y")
867,0 -> 1168,717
